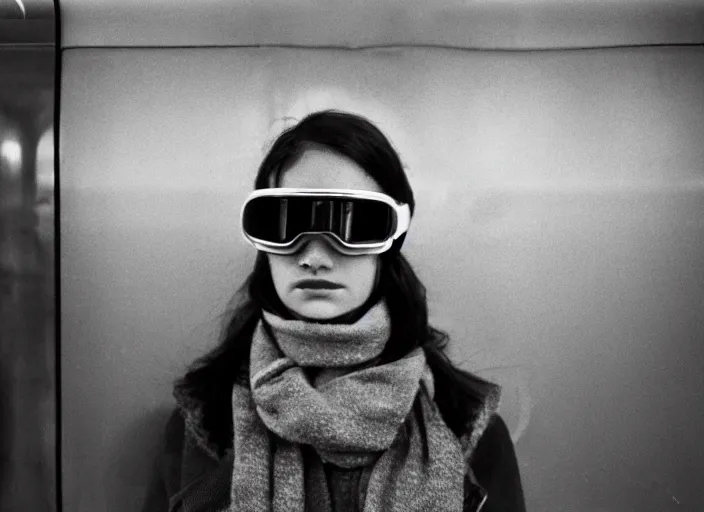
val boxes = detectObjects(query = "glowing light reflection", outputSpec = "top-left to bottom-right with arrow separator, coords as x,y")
14,0 -> 26,19
1,139 -> 22,166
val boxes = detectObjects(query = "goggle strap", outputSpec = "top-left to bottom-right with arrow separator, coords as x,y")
394,203 -> 411,239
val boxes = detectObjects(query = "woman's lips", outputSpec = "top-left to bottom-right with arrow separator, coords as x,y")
294,279 -> 344,290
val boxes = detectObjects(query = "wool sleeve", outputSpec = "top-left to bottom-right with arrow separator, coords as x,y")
469,414 -> 526,512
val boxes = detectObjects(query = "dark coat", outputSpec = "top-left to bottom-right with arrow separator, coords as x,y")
141,403 -> 526,512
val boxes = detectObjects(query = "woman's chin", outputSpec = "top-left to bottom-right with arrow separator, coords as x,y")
289,300 -> 350,321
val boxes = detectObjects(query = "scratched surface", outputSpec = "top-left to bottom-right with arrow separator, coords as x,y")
60,46 -> 704,511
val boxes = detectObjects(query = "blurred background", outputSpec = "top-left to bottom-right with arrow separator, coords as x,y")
0,0 -> 56,511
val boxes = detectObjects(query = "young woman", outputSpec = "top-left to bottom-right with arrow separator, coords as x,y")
142,110 -> 526,512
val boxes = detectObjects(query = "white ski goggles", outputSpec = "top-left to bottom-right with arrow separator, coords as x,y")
241,188 -> 411,256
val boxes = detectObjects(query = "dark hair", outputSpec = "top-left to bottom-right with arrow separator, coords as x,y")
175,110 -> 499,452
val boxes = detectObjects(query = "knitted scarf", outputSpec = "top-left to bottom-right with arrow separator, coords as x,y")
228,301 -> 465,511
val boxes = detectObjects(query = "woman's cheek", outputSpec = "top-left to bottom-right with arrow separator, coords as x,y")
346,256 -> 379,303
268,255 -> 293,299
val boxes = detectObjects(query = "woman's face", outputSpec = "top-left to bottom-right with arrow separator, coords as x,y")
267,148 -> 382,320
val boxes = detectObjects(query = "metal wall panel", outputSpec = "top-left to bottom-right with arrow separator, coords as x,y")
58,0 -> 704,49
60,45 -> 704,511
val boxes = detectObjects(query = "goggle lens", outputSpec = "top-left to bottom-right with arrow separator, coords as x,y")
242,196 -> 394,245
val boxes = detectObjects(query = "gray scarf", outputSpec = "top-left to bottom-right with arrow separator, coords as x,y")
228,301 -> 465,511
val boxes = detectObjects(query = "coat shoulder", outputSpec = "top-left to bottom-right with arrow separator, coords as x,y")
158,409 -> 188,499
471,414 -> 512,461
141,409 -> 186,512
469,414 -> 526,512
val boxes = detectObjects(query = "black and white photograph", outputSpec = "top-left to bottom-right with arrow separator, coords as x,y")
1,1 -> 704,511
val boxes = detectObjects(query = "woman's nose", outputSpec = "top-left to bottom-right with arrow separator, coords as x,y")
297,237 -> 335,272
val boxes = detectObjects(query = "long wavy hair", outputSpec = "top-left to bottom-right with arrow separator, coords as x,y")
175,110 -> 499,453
